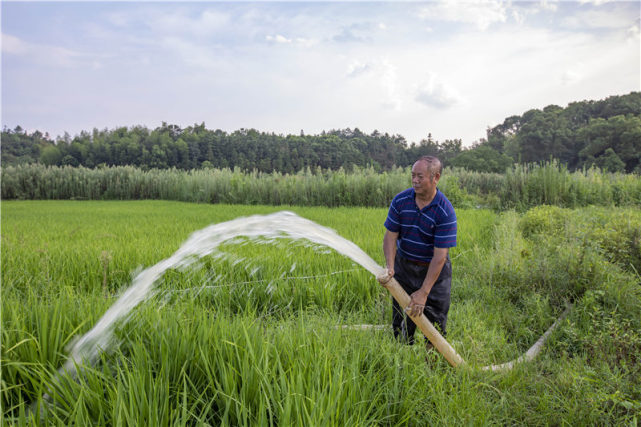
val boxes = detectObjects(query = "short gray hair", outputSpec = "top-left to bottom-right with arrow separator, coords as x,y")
416,156 -> 442,177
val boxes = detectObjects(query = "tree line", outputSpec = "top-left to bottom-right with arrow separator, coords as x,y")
2,92 -> 639,173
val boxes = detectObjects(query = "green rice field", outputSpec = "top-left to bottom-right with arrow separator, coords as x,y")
2,201 -> 640,425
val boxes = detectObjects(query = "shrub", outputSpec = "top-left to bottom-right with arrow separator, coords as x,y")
519,205 -> 571,238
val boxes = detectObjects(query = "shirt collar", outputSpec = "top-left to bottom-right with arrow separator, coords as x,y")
428,188 -> 442,208
411,188 -> 441,210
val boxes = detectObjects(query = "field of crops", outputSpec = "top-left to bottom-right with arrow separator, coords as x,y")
2,201 -> 640,425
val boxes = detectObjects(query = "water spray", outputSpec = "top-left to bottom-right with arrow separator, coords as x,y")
31,211 -> 569,417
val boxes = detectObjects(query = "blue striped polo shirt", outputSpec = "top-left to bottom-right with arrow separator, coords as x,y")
384,188 -> 457,262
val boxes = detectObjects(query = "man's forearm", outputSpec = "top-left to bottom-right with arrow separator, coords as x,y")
382,231 -> 398,270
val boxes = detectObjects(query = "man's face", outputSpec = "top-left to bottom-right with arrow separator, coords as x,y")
411,160 -> 438,198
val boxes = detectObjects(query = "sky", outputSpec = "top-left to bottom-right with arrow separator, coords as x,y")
1,1 -> 639,146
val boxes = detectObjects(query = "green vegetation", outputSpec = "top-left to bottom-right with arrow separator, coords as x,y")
3,161 -> 640,211
2,201 -> 640,425
476,92 -> 641,173
3,92 -> 640,173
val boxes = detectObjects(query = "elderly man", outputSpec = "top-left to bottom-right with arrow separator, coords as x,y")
378,156 -> 457,350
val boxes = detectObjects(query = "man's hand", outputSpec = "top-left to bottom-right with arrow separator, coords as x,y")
406,288 -> 429,317
376,267 -> 394,286
381,230 -> 398,286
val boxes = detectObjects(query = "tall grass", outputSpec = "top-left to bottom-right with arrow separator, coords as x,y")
2,162 -> 640,210
0,165 -> 406,208
2,201 -> 640,424
498,161 -> 641,210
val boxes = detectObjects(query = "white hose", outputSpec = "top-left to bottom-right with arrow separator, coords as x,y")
339,304 -> 572,371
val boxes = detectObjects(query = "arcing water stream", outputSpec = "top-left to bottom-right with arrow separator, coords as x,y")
63,211 -> 385,376
59,210 -> 565,385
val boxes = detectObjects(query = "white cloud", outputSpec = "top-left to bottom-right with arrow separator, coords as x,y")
511,9 -> 525,25
333,27 -> 368,43
538,0 -> 560,12
414,73 -> 463,109
1,33 -> 86,67
294,37 -> 317,48
578,0 -> 616,5
627,21 -> 640,42
266,34 -> 316,47
331,20 -> 388,43
2,33 -> 28,54
562,8 -> 638,30
561,68 -> 583,85
146,8 -> 230,38
418,0 -> 508,31
381,59 -> 402,111
199,10 -> 230,31
346,60 -> 373,77
266,34 -> 292,44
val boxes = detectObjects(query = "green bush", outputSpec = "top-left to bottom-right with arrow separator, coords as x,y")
582,209 -> 641,274
519,205 -> 571,238
438,174 -> 477,209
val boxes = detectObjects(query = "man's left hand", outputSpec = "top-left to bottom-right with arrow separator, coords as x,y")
406,289 -> 429,317
376,268 -> 394,286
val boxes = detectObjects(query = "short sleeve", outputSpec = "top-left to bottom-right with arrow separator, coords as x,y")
384,199 -> 401,232
433,209 -> 457,248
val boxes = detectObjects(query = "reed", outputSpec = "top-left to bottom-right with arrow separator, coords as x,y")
2,162 -> 639,210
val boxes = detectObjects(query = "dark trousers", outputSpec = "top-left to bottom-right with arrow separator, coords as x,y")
392,255 -> 452,345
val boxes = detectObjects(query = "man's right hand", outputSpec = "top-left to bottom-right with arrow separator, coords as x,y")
376,267 -> 394,285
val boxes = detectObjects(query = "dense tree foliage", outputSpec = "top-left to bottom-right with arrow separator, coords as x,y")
2,92 -> 639,173
475,92 -> 641,173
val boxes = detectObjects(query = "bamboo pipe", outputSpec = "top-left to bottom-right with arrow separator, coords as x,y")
381,277 -> 465,368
